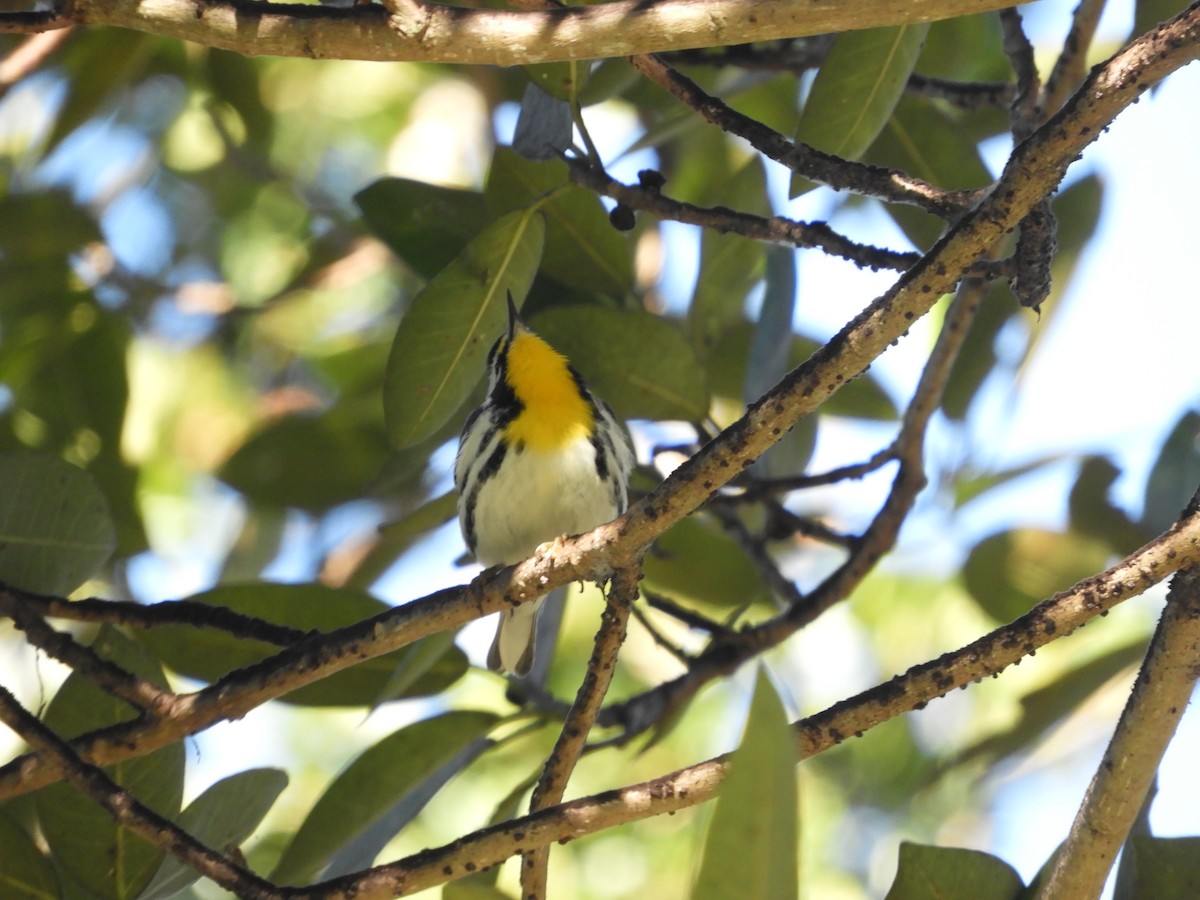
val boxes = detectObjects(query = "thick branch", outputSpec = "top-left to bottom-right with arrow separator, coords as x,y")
1039,496 -> 1200,900
2,0 -> 1027,63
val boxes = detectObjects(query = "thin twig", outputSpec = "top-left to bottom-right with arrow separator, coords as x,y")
2,585 -> 312,645
629,54 -> 977,218
521,564 -> 642,898
0,28 -> 73,99
999,7 -> 1042,141
567,158 -> 920,271
0,592 -> 177,716
1042,0 -> 1109,119
906,72 -> 1016,109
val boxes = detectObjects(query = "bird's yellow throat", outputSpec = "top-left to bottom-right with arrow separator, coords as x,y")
503,330 -> 594,451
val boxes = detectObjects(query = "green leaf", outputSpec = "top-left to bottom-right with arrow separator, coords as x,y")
642,515 -> 770,612
747,248 -> 815,479
1068,456 -> 1147,552
218,410 -> 390,511
1134,0 -> 1192,41
271,711 -> 498,885
343,490 -> 460,591
693,669 -> 798,900
43,29 -> 157,155
0,451 -> 116,595
354,178 -> 490,279
955,638 -> 1146,768
1117,835 -> 1200,900
688,158 -> 769,357
916,13 -> 1008,81
1142,410 -> 1200,536
953,456 -> 1062,508
0,810 -> 59,900
940,280 -> 1014,421
485,148 -> 633,298
138,583 -> 468,706
383,206 -> 545,449
522,60 -> 584,103
886,843 -> 1024,900
35,627 -> 184,900
962,528 -> 1114,622
708,322 -> 897,421
792,24 -> 930,196
527,306 -> 710,422
138,769 -> 288,900
865,96 -> 993,248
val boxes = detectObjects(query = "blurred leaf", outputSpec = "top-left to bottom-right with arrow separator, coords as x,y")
954,637 -> 1146,769
139,583 -> 468,706
0,810 -> 59,899
953,456 -> 1062,508
577,57 -> 641,107
272,711 -> 498,885
1069,456 -> 1147,552
523,60 -> 583,103
444,879 -> 513,900
343,490 -> 459,592
371,630 -> 459,709
1142,410 -> 1200,536
383,206 -> 545,449
0,451 -> 115,594
709,322 -> 897,421
139,769 -> 288,900
0,191 -> 100,314
204,49 -> 274,147
792,24 -> 929,196
643,515 -> 770,612
219,410 -> 389,511
886,843 -> 1024,900
44,29 -> 157,154
35,627 -> 184,900
865,96 -> 993,248
513,82 -> 573,161
747,248 -> 815,478
694,670 -> 798,900
1116,835 -> 1200,900
940,280 -> 1014,420
354,178 -> 490,279
528,305 -> 709,422
963,528 -> 1114,622
1134,0 -> 1192,40
486,148 -> 632,298
916,13 -> 1008,81
688,157 -> 769,357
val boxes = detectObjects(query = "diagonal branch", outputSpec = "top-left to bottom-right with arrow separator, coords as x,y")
1038,491 -> 1200,900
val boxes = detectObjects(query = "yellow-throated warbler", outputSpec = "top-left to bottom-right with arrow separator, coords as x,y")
455,294 -> 634,676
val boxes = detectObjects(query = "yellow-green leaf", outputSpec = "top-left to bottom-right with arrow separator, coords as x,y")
383,207 -> 545,448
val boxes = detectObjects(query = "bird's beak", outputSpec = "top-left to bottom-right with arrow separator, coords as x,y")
506,291 -> 522,339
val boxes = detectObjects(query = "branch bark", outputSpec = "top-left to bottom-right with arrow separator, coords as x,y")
1,0 -> 1028,63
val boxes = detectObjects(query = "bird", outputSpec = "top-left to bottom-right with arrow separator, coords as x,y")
454,293 -> 634,676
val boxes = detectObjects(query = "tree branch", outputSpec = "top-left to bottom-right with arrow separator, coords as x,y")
0,685 -> 279,900
1038,493 -> 1200,900
1,0 -> 1029,63
294,511 -> 1200,898
522,564 -> 642,899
